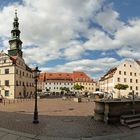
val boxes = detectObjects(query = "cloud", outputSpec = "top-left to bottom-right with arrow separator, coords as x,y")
95,3 -> 124,33
83,30 -> 121,50
0,0 -> 140,78
41,57 -> 119,78
0,0 -> 105,65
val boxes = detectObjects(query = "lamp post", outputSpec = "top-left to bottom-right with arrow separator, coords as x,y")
32,66 -> 41,124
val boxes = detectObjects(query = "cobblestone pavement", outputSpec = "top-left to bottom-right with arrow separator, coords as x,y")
0,98 -> 140,138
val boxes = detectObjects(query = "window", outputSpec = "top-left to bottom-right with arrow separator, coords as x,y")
124,71 -> 126,75
136,86 -> 138,90
119,71 -> 121,75
16,81 -> 18,86
130,65 -> 132,67
130,72 -> 132,76
130,79 -> 132,83
20,71 -> 21,76
5,80 -> 9,86
134,73 -> 136,76
136,79 -> 138,83
5,69 -> 9,74
124,64 -> 126,67
124,78 -> 127,82
23,72 -> 24,76
16,69 -> 18,74
5,90 -> 9,96
130,86 -> 132,90
117,78 -> 120,82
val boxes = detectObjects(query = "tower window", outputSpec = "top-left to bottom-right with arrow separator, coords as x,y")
5,90 -> 9,96
117,78 -> 120,82
5,80 -> 9,86
5,69 -> 9,74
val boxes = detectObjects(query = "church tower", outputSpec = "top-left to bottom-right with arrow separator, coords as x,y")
8,10 -> 23,57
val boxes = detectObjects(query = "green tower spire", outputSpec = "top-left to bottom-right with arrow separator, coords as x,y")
8,10 -> 23,57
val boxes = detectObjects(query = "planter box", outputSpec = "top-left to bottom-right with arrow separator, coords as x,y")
74,97 -> 81,102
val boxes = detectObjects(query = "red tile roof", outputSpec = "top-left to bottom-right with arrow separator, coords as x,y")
38,71 -> 95,82
99,67 -> 117,81
135,60 -> 140,65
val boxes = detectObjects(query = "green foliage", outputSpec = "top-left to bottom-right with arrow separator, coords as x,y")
60,87 -> 70,92
114,84 -> 129,90
73,84 -> 84,91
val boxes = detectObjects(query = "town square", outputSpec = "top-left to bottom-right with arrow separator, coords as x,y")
0,0 -> 140,139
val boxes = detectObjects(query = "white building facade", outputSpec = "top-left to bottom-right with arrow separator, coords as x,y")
99,59 -> 140,98
38,71 -> 96,94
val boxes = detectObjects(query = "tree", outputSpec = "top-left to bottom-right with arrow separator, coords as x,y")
73,84 -> 84,91
60,87 -> 70,94
114,84 -> 128,98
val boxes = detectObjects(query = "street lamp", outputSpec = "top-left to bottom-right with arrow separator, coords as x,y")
32,66 -> 41,124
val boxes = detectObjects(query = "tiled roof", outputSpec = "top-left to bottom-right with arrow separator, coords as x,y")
135,60 -> 140,65
100,67 -> 117,81
72,71 -> 94,82
38,71 -> 95,82
45,72 -> 73,80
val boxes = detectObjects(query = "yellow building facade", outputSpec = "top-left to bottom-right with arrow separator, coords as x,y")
0,11 -> 35,99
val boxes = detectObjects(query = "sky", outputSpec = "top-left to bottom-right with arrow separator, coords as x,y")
0,0 -> 140,79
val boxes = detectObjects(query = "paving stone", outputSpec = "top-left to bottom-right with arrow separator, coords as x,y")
0,131 -> 7,138
0,134 -> 19,140
18,137 -> 34,140
0,128 -> 36,139
36,136 -> 80,140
